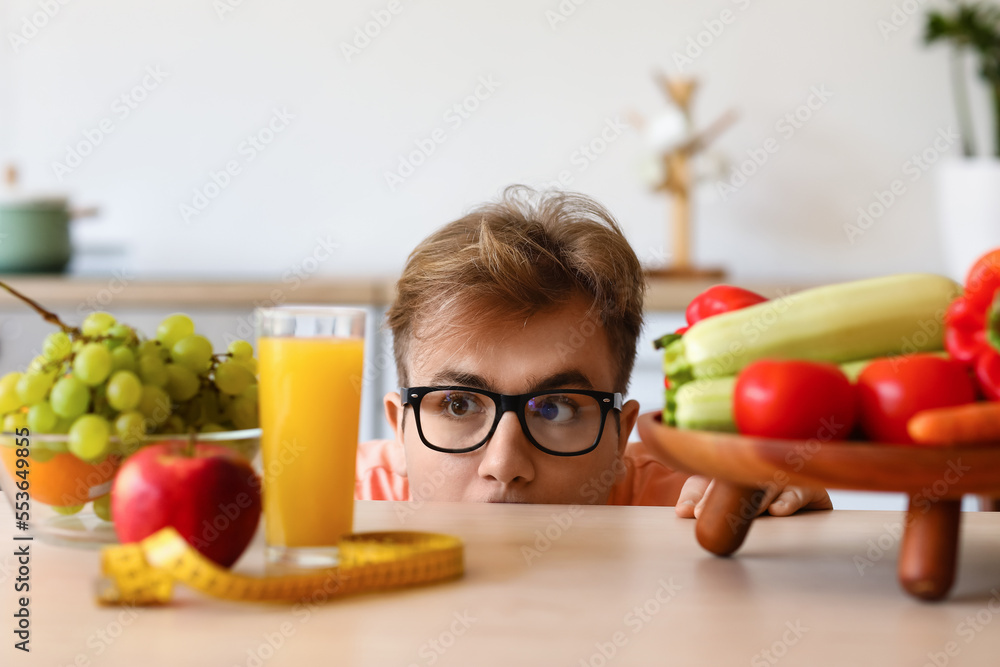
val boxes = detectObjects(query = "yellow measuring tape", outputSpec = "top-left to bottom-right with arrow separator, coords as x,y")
97,530 -> 464,606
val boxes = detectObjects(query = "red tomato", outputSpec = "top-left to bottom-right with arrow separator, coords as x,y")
857,355 -> 977,444
734,360 -> 856,440
964,248 -> 1000,312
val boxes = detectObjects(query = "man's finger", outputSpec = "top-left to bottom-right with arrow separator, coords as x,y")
692,479 -> 715,519
767,486 -> 833,516
675,475 -> 711,518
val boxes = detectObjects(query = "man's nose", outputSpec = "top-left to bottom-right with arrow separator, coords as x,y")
477,412 -> 535,486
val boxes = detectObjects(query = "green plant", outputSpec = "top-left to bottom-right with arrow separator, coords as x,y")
925,1 -> 1000,157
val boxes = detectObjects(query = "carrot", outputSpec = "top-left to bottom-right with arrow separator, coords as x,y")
907,402 -> 1000,445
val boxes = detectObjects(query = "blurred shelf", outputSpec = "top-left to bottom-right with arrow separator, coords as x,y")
644,277 -> 817,311
0,275 -> 392,309
0,274 -> 819,311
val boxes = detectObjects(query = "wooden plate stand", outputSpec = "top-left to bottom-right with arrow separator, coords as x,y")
636,411 -> 1000,601
695,481 -> 962,600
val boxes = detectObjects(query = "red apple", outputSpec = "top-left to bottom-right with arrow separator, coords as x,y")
111,441 -> 262,568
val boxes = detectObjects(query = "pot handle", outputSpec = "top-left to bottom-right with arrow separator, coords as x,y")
69,206 -> 99,220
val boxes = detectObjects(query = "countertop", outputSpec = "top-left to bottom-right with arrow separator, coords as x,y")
2,500 -> 1000,666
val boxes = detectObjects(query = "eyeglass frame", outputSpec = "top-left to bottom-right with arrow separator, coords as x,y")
399,385 -> 625,457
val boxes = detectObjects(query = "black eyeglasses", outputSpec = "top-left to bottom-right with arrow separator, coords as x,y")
399,386 -> 624,457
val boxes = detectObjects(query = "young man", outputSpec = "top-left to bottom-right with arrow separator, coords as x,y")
356,186 -> 831,517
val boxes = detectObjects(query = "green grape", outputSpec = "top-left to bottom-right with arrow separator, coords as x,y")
106,370 -> 142,411
50,376 -> 90,419
110,346 -> 137,373
0,372 -> 24,413
53,504 -> 84,515
29,446 -> 56,463
73,343 -> 112,386
138,385 -> 171,425
239,357 -> 258,376
28,361 -> 59,385
106,323 -> 135,348
114,410 -> 147,450
28,355 -> 50,373
157,313 -> 196,349
92,384 -> 114,419
171,335 -> 213,373
228,340 -> 254,360
27,402 -> 58,433
200,422 -> 226,433
165,364 -> 200,402
239,383 -> 258,403
16,371 -> 53,405
136,340 -> 160,357
213,361 -> 252,395
164,415 -> 186,434
138,354 -> 168,387
93,494 -> 112,522
201,390 -> 222,422
51,418 -> 74,437
42,331 -> 72,361
3,412 -> 27,433
82,311 -> 116,337
68,414 -> 111,462
226,395 -> 258,429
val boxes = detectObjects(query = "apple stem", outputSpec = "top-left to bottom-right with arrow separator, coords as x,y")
0,280 -> 79,335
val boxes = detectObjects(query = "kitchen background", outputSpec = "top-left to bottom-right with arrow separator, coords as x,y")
0,0 -> 988,510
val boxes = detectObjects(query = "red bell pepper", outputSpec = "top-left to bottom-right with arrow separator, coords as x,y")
653,285 -> 765,351
976,292 -> 1000,400
684,285 -> 767,326
944,295 -> 987,364
964,248 -> 1000,312
945,249 -> 1000,399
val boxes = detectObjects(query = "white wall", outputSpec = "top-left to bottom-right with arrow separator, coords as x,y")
0,0 -> 975,281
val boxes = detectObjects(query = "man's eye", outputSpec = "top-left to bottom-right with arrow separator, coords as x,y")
442,393 -> 483,418
530,396 -> 578,423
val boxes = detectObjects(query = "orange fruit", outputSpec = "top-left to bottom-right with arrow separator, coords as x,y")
1,445 -> 119,507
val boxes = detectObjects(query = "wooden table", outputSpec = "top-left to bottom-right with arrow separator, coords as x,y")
3,501 -> 1000,666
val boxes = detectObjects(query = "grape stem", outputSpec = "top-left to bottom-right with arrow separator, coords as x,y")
0,280 -> 78,334
186,427 -> 197,457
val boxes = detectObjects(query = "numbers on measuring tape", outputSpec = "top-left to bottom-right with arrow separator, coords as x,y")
97,529 -> 464,606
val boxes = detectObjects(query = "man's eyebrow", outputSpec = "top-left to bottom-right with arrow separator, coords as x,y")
525,370 -> 594,392
423,369 -> 595,393
426,370 -> 494,390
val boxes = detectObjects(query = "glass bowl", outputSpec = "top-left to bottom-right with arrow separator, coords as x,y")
0,428 -> 261,547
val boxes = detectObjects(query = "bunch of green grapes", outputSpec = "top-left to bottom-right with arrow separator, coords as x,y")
0,311 -> 259,466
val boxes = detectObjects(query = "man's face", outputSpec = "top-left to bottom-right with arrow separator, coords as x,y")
383,294 -> 640,504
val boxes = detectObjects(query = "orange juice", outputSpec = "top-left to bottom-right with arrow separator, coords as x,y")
258,336 -> 364,548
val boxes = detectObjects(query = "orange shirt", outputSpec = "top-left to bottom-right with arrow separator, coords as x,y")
355,439 -> 688,506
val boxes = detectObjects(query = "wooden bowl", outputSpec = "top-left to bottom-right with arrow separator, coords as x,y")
635,411 -> 1000,497
636,411 -> 1000,601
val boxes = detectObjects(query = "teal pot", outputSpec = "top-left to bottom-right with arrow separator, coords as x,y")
0,196 -> 97,273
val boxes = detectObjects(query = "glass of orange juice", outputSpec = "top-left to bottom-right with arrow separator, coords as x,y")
256,306 -> 366,567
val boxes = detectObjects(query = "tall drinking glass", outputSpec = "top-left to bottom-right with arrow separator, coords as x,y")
256,306 -> 366,567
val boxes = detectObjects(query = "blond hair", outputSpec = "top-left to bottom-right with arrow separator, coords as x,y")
386,185 -> 646,392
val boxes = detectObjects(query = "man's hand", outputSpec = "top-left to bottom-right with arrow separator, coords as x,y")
674,475 -> 833,519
